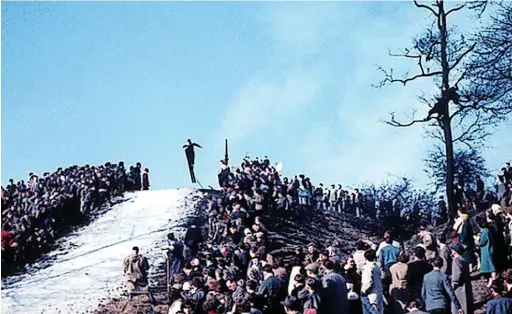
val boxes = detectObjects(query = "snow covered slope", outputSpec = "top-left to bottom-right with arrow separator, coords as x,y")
1,189 -> 200,314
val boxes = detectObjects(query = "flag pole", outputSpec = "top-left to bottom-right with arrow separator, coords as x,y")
225,139 -> 229,166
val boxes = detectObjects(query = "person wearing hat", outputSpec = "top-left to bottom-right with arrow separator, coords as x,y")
451,243 -> 474,314
281,295 -> 302,314
303,243 -> 319,266
304,262 -> 320,279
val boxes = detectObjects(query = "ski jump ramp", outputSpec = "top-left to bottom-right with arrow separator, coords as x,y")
1,189 -> 200,314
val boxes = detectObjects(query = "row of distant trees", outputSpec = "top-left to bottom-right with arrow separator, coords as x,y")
374,1 -> 511,218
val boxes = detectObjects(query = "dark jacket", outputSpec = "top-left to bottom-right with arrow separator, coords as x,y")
321,271 -> 349,314
258,275 -> 284,311
182,288 -> 205,313
486,296 -> 512,314
303,291 -> 321,310
185,227 -> 203,248
142,173 -> 149,190
421,270 -> 460,312
407,260 -> 432,303
452,256 -> 473,314
438,245 -> 452,276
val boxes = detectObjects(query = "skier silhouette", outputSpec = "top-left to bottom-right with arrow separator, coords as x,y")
183,139 -> 202,183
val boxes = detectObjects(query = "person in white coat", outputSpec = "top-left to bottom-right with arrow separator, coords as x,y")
329,184 -> 338,213
361,249 -> 384,314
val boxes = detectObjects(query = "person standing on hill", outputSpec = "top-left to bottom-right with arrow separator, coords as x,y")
452,209 -> 476,270
258,264 -> 285,314
123,246 -> 155,303
184,224 -> 203,259
407,247 -> 432,309
167,233 -> 184,281
142,168 -> 150,190
320,260 -> 348,314
183,139 -> 202,183
135,162 -> 142,190
328,184 -> 337,213
437,234 -> 452,277
477,219 -> 497,288
418,228 -> 438,262
451,244 -> 474,314
389,252 -> 409,314
421,257 -> 462,314
361,249 -> 383,314
488,205 -> 507,272
314,184 -> 324,211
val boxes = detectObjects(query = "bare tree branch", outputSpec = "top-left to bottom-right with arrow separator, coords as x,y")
386,111 -> 435,127
449,42 -> 477,70
414,0 -> 439,17
446,4 -> 465,16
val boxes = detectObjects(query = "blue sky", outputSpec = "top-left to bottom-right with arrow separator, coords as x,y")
2,2 -> 510,190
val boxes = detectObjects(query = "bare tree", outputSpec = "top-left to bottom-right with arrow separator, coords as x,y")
377,1 -> 512,218
464,3 -> 512,127
360,177 -> 435,238
424,146 -> 490,192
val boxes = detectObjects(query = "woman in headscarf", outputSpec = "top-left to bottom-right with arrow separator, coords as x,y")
452,208 -> 476,270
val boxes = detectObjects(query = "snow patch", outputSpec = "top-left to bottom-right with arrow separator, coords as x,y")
1,189 -> 201,314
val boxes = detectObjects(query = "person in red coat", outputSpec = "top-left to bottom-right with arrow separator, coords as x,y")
142,168 -> 150,191
1,228 -> 17,249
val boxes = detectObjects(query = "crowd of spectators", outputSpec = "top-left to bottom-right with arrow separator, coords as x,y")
452,162 -> 512,216
1,161 -> 149,274
155,156 -> 512,314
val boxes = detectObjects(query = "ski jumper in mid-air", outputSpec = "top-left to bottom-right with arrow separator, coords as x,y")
183,139 -> 202,183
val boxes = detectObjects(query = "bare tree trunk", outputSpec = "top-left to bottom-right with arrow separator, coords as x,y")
444,120 -> 456,218
438,1 -> 457,219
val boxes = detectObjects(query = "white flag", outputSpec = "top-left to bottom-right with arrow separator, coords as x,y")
275,161 -> 283,173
